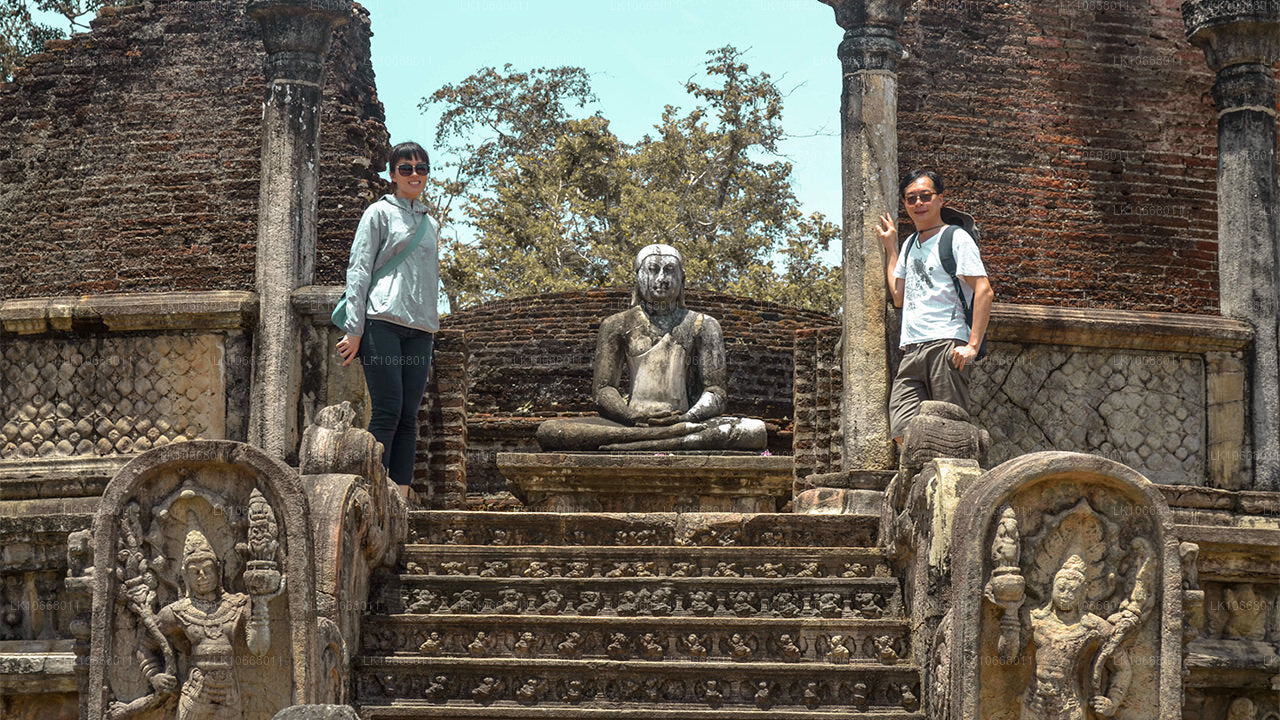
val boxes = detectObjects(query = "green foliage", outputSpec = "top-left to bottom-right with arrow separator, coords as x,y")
1,0 -> 114,81
424,46 -> 841,315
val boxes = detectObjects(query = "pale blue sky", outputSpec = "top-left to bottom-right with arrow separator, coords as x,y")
361,0 -> 847,265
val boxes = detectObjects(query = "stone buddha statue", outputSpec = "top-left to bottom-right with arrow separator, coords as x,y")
536,244 -> 766,451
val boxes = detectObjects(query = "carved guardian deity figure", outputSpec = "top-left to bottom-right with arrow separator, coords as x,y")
136,520 -> 283,720
536,244 -> 766,451
1021,554 -> 1132,720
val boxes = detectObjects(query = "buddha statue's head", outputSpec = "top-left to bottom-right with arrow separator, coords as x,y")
633,243 -> 685,308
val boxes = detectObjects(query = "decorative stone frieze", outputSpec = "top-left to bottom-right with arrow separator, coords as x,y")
0,291 -> 257,471
1,334 -> 225,461
973,346 -> 1207,481
357,660 -> 921,711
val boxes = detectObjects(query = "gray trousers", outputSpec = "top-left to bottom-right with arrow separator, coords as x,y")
889,338 -> 971,440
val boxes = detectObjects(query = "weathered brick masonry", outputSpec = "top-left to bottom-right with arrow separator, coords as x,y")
897,0 -> 1235,313
0,0 -> 387,297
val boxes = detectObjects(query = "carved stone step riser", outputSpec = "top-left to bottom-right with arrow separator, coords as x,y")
355,661 -> 922,712
358,705 -> 926,719
408,511 -> 878,549
361,617 -> 910,664
400,546 -> 890,582
382,579 -> 902,621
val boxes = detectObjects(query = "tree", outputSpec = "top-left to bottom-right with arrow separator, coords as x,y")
1,0 -> 113,80
424,46 -> 841,314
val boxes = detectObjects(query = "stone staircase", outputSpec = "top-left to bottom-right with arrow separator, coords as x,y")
354,511 -> 923,718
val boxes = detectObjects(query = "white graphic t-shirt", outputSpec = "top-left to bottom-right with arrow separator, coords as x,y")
892,226 -> 986,348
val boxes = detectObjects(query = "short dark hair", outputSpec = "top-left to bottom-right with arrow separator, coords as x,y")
899,169 -> 944,198
388,141 -> 429,174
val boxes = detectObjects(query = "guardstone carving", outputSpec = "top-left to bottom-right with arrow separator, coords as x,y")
945,452 -> 1183,720
85,441 -> 318,720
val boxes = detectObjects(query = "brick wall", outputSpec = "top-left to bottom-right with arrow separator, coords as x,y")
418,329 -> 468,510
793,325 -> 843,483
0,0 -> 387,297
897,0 -> 1227,313
441,288 -> 835,496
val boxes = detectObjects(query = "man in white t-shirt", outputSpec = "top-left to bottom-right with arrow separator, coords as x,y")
876,169 -> 994,445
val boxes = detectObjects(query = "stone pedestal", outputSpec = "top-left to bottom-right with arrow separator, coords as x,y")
820,0 -> 909,471
1182,0 -> 1280,487
498,452 -> 793,513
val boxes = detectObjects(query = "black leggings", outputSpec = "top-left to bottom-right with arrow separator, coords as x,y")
358,319 -> 434,485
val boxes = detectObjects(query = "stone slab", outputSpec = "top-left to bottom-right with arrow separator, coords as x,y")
792,488 -> 884,516
0,290 -> 257,334
0,651 -> 76,693
273,705 -> 360,720
794,469 -> 895,493
498,452 -> 792,513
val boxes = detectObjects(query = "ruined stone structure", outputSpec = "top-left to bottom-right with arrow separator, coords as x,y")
0,0 -> 1276,718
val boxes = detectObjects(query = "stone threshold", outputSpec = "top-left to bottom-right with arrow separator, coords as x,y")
0,290 -> 257,334
0,455 -> 131,500
987,303 -> 1253,353
0,643 -> 76,693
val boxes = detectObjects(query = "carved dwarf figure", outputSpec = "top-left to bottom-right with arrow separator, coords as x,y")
536,244 -> 766,451
556,632 -> 583,658
423,675 -> 448,702
778,633 -> 803,662
727,633 -> 753,661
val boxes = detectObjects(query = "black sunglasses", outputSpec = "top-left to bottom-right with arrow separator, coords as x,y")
396,163 -> 430,177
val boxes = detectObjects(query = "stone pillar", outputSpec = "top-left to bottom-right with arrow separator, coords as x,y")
820,0 -> 908,471
1182,0 -> 1280,488
247,0 -> 351,461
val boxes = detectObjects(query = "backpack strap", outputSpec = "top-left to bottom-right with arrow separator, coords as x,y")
937,224 -> 988,359
936,225 -> 969,315
938,225 -> 957,279
901,231 -> 920,258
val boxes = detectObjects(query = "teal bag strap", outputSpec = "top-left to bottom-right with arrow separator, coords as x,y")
370,205 -> 432,283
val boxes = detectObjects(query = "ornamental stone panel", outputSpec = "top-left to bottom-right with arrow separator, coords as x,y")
972,346 -> 1206,482
0,334 -> 225,461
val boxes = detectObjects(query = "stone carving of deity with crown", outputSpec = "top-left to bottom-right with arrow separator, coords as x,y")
982,498 -> 1160,720
111,489 -> 285,720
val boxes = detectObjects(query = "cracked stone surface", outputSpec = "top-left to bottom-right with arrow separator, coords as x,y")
970,346 -> 1204,482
